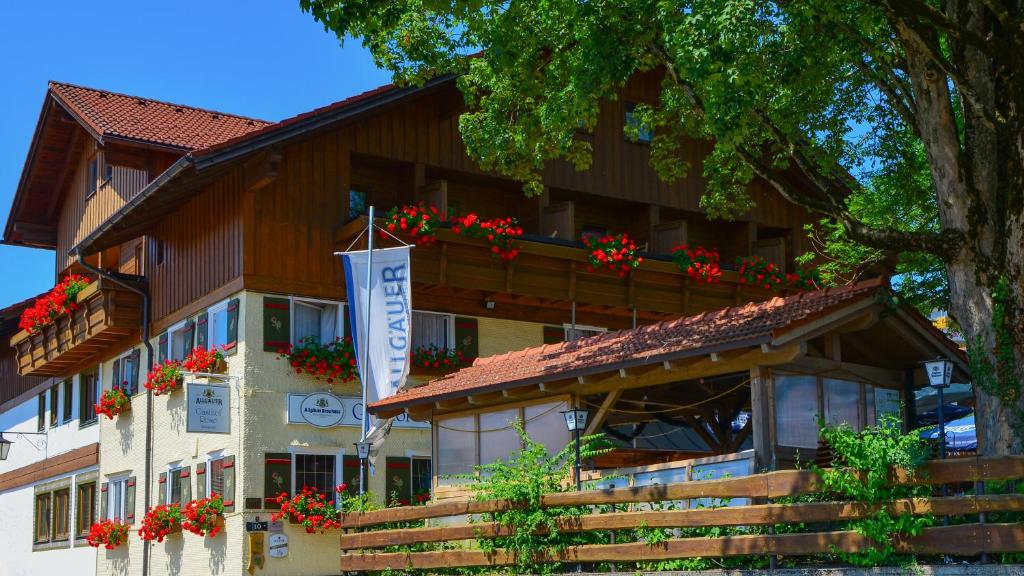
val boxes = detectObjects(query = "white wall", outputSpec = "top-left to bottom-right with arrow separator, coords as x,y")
0,376 -> 100,576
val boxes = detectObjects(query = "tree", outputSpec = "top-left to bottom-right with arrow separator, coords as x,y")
302,0 -> 1024,455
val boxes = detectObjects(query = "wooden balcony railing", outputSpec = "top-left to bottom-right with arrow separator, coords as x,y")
336,456 -> 1024,571
10,279 -> 143,378
337,217 -> 791,320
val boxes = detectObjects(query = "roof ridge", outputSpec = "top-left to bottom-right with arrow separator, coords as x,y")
48,80 -> 273,125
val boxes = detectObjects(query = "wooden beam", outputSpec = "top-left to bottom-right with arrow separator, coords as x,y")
783,356 -> 903,388
242,147 -> 282,192
584,389 -> 622,436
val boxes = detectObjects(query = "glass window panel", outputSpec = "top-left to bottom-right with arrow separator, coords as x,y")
824,378 -> 862,430
349,190 -> 368,220
35,494 -> 51,542
77,483 -> 95,537
171,326 -> 190,361
775,374 -> 820,448
210,306 -> 229,349
295,454 -> 336,496
412,458 -> 432,497
865,385 -> 876,427
635,467 -> 689,510
524,401 -> 570,458
412,312 -> 449,349
110,480 -> 124,521
437,415 -> 477,485
54,489 -> 70,540
209,458 -> 226,497
479,408 -> 521,466
691,459 -> 754,508
294,302 -> 323,344
169,469 -> 182,505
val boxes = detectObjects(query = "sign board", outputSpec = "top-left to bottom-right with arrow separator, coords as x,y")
247,533 -> 265,574
246,520 -> 269,532
269,520 -> 284,533
287,393 -> 428,430
268,533 -> 289,558
187,383 -> 230,434
875,388 -> 902,421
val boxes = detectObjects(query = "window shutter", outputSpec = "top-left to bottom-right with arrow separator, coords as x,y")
179,466 -> 191,504
226,298 -> 240,354
454,317 -> 479,360
543,326 -> 565,344
385,457 -> 413,506
263,297 -> 291,352
342,456 -> 360,495
195,462 -> 207,500
263,452 -> 292,509
112,358 -> 122,391
125,477 -> 136,524
128,348 -> 141,395
183,322 -> 195,355
158,333 -> 168,364
222,455 -> 236,513
100,482 -> 108,520
196,312 -> 209,350
158,472 -> 167,505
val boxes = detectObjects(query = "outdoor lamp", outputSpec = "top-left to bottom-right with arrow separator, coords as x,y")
561,408 -> 590,433
561,408 -> 590,492
924,358 -> 953,388
0,434 -> 11,461
355,440 -> 372,460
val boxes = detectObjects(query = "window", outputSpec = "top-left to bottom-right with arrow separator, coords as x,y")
774,374 -> 819,448
103,163 -> 114,183
209,301 -> 230,350
437,415 -> 477,483
624,102 -> 653,143
53,489 -> 70,541
113,351 -> 139,395
169,322 -> 193,362
37,392 -> 46,432
107,478 -> 127,521
87,157 -> 99,198
76,482 -> 96,538
62,379 -> 73,423
168,465 -> 183,505
348,189 -> 368,220
292,299 -> 340,345
294,453 -> 336,496
80,372 -> 98,425
564,323 -> 606,342
824,378 -> 862,430
49,385 -> 58,428
34,493 -> 51,542
411,311 -> 452,350
411,457 -> 432,497
580,224 -> 608,242
208,455 -> 227,497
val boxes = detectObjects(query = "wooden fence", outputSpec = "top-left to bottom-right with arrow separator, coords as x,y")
336,456 -> 1024,571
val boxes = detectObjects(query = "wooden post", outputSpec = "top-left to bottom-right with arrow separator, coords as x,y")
749,367 -> 773,472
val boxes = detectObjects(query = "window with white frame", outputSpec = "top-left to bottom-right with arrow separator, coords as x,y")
106,477 -> 128,521
169,321 -> 193,361
113,350 -> 139,395
411,311 -> 453,350
168,463 -> 184,505
208,300 -> 230,350
207,453 -> 228,497
564,323 -> 606,342
292,299 -> 342,345
293,452 -> 339,496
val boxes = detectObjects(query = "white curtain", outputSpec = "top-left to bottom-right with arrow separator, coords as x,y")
412,312 -> 449,349
294,302 -> 323,343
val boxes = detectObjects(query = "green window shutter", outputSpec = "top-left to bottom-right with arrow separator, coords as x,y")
226,298 -> 240,354
158,333 -> 168,364
195,312 -> 209,350
385,457 -> 413,506
263,297 -> 291,352
128,348 -> 141,395
342,304 -> 352,341
222,455 -> 236,513
111,358 -> 121,391
99,482 -> 108,520
195,462 -> 207,500
125,477 -> 136,524
37,393 -> 46,432
454,317 -> 479,359
158,472 -> 167,506
543,325 -> 565,344
263,453 -> 291,510
179,466 -> 192,504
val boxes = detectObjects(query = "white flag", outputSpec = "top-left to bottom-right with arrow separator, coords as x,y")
341,246 -> 412,439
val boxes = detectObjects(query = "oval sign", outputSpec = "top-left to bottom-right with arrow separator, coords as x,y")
298,393 -> 345,428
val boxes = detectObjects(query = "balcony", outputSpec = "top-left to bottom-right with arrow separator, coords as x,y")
337,216 -> 791,324
10,278 -> 143,377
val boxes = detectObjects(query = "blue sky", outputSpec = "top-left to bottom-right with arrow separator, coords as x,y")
0,0 -> 390,306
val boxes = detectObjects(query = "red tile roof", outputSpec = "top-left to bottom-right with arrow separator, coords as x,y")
370,278 -> 892,411
49,81 -> 273,150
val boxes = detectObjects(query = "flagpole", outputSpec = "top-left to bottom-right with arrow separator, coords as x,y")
359,205 -> 375,497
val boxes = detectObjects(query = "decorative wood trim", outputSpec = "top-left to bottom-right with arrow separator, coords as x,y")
0,443 -> 99,492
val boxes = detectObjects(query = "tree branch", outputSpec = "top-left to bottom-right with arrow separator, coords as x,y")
885,0 -> 1002,55
852,56 -> 920,134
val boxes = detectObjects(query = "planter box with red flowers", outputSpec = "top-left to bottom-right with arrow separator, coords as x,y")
582,233 -> 643,278
276,336 -> 359,385
95,387 -> 131,420
145,361 -> 184,396
182,494 -> 226,538
182,346 -> 227,375
411,345 -> 467,375
17,274 -> 91,334
87,519 -> 131,550
138,504 -> 182,543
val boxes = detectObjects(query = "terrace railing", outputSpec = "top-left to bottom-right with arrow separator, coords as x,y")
336,455 -> 1024,571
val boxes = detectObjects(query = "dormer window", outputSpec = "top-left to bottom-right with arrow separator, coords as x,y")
86,156 -> 99,198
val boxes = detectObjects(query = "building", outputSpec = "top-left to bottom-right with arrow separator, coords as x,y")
4,73 -> 827,576
0,297 -> 101,576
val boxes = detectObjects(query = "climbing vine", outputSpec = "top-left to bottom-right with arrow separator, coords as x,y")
967,277 -> 1024,436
